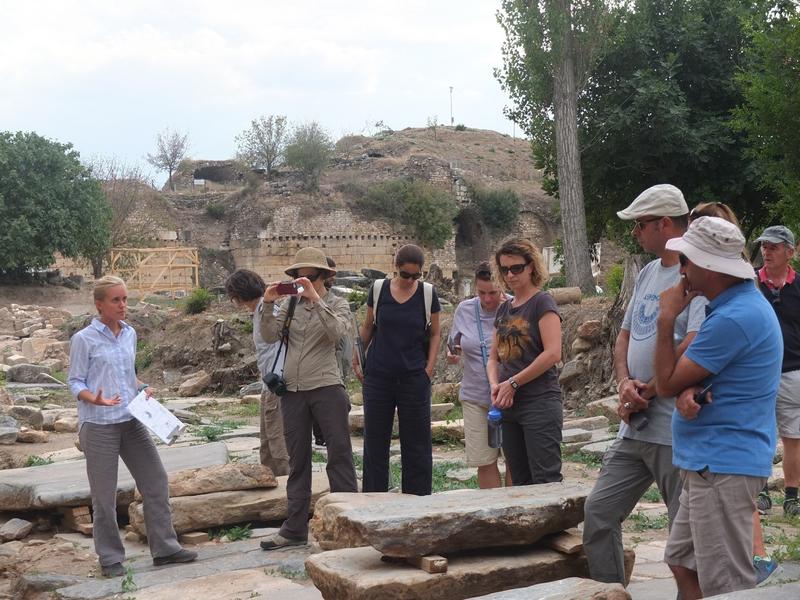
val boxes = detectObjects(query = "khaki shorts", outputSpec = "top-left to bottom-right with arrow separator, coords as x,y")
462,399 -> 500,467
776,370 -> 800,439
664,470 -> 765,596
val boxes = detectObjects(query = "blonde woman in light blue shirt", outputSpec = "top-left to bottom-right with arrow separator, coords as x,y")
68,276 -> 196,578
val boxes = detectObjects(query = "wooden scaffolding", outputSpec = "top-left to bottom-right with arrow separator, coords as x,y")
110,247 -> 199,295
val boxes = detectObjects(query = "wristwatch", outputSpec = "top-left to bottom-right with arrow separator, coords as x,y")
508,377 -> 519,390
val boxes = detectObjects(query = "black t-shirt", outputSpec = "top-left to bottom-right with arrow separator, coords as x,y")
494,291 -> 561,399
759,277 -> 800,373
365,280 -> 441,377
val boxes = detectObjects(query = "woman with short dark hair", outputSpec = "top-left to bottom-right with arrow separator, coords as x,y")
488,237 -> 563,485
355,244 -> 441,495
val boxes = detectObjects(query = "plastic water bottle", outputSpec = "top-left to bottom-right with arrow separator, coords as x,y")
487,407 -> 503,449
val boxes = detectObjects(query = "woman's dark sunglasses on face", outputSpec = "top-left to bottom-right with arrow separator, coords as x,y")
398,270 -> 422,280
499,262 -> 530,276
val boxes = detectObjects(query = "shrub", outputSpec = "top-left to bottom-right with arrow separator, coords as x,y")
470,186 -> 520,231
605,263 -> 625,297
135,341 -> 154,371
454,124 -> 467,131
354,179 -> 458,248
184,287 -> 214,315
205,202 -> 225,219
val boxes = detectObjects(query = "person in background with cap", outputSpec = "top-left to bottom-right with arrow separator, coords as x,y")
754,225 -> 800,518
258,247 -> 357,550
655,216 -> 782,597
583,184 -> 708,586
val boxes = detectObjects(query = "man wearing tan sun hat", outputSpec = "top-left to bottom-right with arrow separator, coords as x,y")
654,216 -> 782,597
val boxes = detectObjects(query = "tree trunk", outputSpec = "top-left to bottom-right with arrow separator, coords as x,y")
168,168 -> 175,192
552,2 -> 596,296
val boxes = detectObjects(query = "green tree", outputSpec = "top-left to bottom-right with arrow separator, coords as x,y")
734,8 -> 800,230
0,131 -> 111,277
355,179 -> 458,248
470,186 -> 521,231
235,114 -> 288,177
146,128 -> 189,192
497,0 -> 611,294
578,0 -> 779,242
284,122 -> 334,190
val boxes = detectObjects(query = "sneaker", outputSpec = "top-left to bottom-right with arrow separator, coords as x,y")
100,562 -> 125,578
152,548 -> 198,566
757,490 -> 773,514
259,533 -> 308,551
754,556 -> 782,587
783,497 -> 800,517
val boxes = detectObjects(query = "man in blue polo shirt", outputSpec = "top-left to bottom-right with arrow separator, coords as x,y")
653,216 -> 782,598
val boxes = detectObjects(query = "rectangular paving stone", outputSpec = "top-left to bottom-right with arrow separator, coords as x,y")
0,442 -> 229,510
305,545 -> 635,600
334,482 -> 590,557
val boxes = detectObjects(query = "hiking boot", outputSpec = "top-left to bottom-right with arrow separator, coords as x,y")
757,490 -> 773,514
152,548 -> 198,566
100,562 -> 125,578
260,533 -> 308,551
783,497 -> 800,517
754,556 -> 782,587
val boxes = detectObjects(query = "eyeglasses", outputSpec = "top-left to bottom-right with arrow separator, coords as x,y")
499,262 -> 530,276
634,217 -> 662,231
678,254 -> 689,267
398,270 -> 422,280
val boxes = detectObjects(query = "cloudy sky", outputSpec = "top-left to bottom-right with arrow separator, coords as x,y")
1,1 -> 516,181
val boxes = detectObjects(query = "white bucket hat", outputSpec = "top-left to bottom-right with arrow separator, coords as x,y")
617,184 -> 689,220
665,216 -> 755,279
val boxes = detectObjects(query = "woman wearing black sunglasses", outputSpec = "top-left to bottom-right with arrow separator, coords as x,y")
354,244 -> 442,495
488,237 -> 563,485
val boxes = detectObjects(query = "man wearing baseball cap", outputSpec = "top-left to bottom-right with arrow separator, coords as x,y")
754,225 -> 800,518
655,216 -> 782,597
583,184 -> 708,585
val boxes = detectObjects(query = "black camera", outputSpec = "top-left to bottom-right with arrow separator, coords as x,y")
263,372 -> 287,396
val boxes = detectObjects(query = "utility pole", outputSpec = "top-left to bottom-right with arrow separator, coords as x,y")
449,86 -> 454,125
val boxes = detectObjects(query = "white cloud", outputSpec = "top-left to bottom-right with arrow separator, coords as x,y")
0,0 -> 515,171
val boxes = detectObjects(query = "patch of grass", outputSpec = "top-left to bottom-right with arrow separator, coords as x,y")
771,531 -> 800,562
225,403 -> 261,418
0,370 -> 5,385
444,404 -> 463,423
627,511 -> 669,531
431,426 -> 463,446
183,287 -> 214,315
311,450 -> 327,463
205,202 -> 226,219
455,123 -> 467,131
352,453 -> 364,471
135,340 -> 153,371
432,461 -> 479,492
210,523 -> 252,542
265,566 -> 308,580
347,289 -> 368,308
121,566 -> 136,593
25,455 -> 54,467
238,320 -> 253,334
191,419 -> 243,442
642,485 -> 663,503
562,451 -> 602,469
51,370 -> 67,383
609,422 -> 619,434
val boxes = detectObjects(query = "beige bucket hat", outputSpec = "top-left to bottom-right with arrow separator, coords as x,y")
285,247 -> 335,277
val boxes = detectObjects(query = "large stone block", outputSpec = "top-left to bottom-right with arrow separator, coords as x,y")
7,363 -> 52,383
178,371 -> 212,396
129,472 -> 329,536
0,441 -> 229,510
310,492 -> 416,550
471,578 -> 630,599
334,482 -> 590,557
0,518 -> 33,541
134,462 -> 277,500
305,545 -> 635,600
5,405 -> 44,430
586,395 -> 621,424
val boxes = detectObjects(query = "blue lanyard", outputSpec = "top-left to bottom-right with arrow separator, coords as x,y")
474,300 -> 489,371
